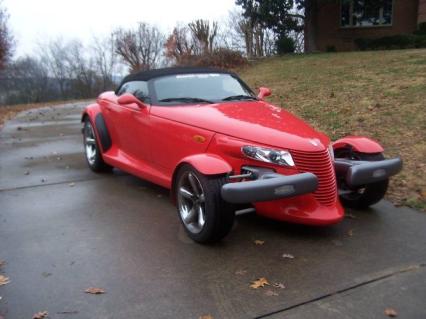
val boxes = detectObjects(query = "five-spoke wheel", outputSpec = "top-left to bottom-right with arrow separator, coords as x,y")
83,118 -> 112,172
175,164 -> 235,243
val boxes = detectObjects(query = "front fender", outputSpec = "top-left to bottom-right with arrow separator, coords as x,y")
177,154 -> 232,176
81,103 -> 101,123
333,136 -> 384,154
81,103 -> 112,152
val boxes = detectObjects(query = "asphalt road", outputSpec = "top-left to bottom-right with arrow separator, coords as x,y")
0,103 -> 425,319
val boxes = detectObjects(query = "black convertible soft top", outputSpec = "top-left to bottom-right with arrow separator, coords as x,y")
117,67 -> 238,88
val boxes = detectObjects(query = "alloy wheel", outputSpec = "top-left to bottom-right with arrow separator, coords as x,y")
84,121 -> 97,166
177,171 -> 206,234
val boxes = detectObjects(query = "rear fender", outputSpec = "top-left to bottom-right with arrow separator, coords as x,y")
81,104 -> 112,152
333,136 -> 384,154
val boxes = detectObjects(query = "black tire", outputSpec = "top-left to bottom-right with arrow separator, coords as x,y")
83,118 -> 112,172
335,150 -> 388,209
175,164 -> 235,243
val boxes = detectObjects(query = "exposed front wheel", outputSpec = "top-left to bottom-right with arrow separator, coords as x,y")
335,150 -> 389,209
176,164 -> 235,243
83,118 -> 112,172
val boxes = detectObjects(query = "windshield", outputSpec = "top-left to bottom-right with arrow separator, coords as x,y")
152,73 -> 255,104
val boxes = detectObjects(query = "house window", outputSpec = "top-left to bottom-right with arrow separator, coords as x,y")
341,0 -> 393,27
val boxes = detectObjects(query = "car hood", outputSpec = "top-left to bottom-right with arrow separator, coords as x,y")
150,101 -> 330,152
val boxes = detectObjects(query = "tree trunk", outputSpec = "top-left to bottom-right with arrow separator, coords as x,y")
304,0 -> 317,53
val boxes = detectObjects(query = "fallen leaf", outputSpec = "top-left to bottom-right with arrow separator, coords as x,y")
85,287 -> 105,294
250,277 -> 270,289
254,240 -> 265,245
282,254 -> 295,259
235,269 -> 247,276
32,311 -> 48,319
384,308 -> 398,317
264,289 -> 279,296
199,315 -> 213,319
273,282 -> 286,289
0,275 -> 10,286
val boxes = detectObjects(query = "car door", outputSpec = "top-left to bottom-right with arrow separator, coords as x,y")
106,81 -> 152,163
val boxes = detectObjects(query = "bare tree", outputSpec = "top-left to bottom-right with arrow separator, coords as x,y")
92,35 -> 117,91
39,38 -> 69,97
0,0 -> 14,69
188,19 -> 218,54
6,56 -> 51,103
164,24 -> 195,64
65,40 -> 96,98
228,10 -> 277,58
113,22 -> 164,72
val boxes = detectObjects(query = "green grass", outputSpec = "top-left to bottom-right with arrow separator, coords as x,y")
239,49 -> 426,211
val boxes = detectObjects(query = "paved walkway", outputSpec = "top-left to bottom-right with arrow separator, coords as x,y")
0,103 -> 425,318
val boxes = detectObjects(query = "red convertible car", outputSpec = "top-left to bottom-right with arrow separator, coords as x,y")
82,67 -> 402,243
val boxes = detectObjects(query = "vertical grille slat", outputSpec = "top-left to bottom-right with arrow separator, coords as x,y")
291,149 -> 337,206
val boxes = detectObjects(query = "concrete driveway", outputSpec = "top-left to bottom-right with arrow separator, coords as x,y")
0,103 -> 425,319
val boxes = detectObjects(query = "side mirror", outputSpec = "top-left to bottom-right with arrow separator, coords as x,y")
257,87 -> 272,99
117,93 -> 147,108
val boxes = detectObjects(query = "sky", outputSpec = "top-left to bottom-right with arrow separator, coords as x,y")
4,0 -> 238,57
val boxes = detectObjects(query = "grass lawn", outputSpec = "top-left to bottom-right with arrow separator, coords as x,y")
240,49 -> 426,211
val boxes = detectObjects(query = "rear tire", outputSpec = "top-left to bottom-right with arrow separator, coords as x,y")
175,164 -> 235,243
335,150 -> 389,209
83,118 -> 112,172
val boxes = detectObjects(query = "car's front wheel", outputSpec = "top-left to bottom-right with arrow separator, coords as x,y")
175,164 -> 235,243
83,118 -> 112,172
335,150 -> 389,209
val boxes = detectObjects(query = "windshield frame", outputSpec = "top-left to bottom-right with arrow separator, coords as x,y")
147,73 -> 257,106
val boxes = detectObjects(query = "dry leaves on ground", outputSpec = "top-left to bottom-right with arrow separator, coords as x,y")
250,277 -> 270,289
384,308 -> 398,317
254,240 -> 265,245
199,315 -> 214,319
32,311 -> 48,319
85,287 -> 105,294
273,282 -> 286,289
0,275 -> 10,286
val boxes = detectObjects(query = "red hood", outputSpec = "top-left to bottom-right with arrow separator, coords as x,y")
150,101 -> 330,152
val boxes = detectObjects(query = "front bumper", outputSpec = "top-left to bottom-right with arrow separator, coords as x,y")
334,157 -> 402,187
221,167 -> 318,204
221,157 -> 402,205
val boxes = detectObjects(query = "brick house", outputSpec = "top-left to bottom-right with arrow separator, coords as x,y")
309,0 -> 426,51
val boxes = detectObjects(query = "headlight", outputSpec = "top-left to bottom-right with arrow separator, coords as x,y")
328,144 -> 335,161
242,146 -> 295,167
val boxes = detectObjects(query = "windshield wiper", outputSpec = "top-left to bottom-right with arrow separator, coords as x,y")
222,95 -> 258,101
159,97 -> 214,104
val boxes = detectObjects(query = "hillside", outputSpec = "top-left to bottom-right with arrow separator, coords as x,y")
240,49 -> 426,210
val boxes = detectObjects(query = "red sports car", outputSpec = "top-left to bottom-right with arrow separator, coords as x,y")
82,67 -> 402,243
